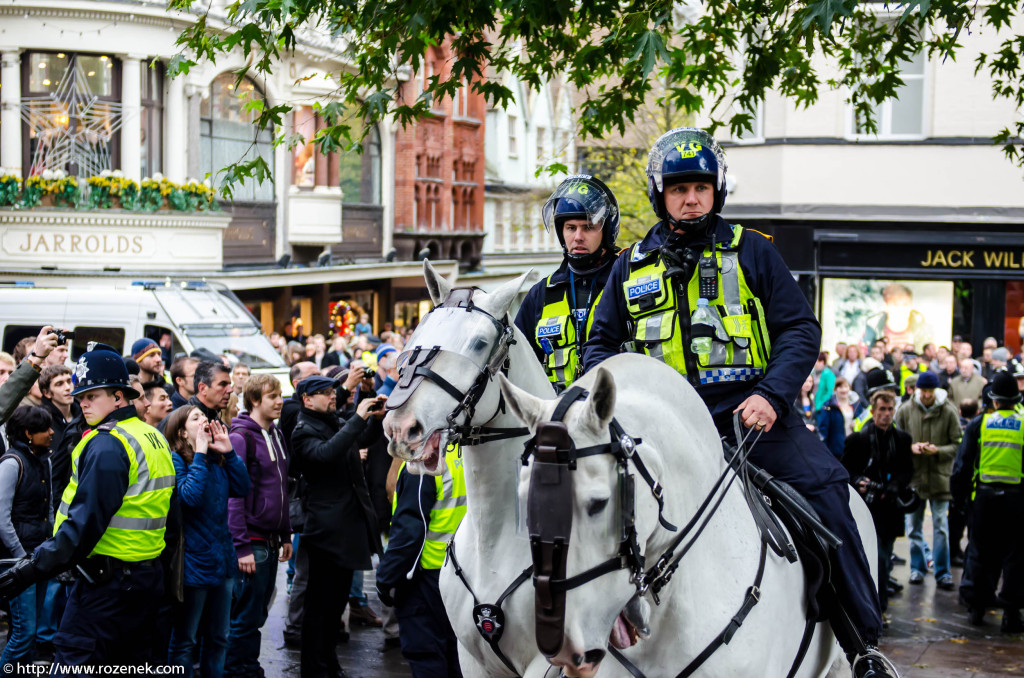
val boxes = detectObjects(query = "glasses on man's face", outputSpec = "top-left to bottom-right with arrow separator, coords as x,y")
311,389 -> 335,398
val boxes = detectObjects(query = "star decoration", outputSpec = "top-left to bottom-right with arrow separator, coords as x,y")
74,359 -> 89,385
20,55 -> 134,177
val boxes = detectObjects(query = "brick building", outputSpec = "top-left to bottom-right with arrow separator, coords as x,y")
392,42 -> 486,272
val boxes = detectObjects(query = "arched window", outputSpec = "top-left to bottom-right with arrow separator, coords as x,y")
200,73 -> 274,202
339,124 -> 382,205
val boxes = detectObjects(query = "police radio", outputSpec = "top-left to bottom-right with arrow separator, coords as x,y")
698,256 -> 718,300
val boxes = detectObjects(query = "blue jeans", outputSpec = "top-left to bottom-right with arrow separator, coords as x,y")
349,569 -> 368,606
36,578 -> 70,644
225,544 -> 278,676
0,575 -> 42,667
907,499 -> 950,580
168,578 -> 234,678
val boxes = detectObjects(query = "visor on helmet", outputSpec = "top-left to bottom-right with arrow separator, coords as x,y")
647,127 -> 727,194
541,176 -> 615,234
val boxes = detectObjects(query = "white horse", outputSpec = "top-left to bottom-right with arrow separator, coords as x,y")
499,354 -> 877,678
384,262 -> 555,676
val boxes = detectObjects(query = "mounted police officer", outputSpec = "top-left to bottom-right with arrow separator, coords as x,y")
377,445 -> 467,677
584,127 -> 896,677
0,344 -> 175,670
952,369 -> 1024,632
514,175 -> 620,391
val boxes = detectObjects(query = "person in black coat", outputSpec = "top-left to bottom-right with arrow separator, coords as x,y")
841,389 -> 915,614
289,376 -> 386,678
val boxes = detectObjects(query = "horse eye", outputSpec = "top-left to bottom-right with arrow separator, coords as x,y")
587,498 -> 609,517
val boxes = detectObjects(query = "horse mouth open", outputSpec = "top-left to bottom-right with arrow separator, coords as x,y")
398,430 -> 443,474
609,595 -> 650,650
610,610 -> 641,649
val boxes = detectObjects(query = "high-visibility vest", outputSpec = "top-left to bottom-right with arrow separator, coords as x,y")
852,408 -> 873,433
621,225 -> 771,386
978,410 -> 1024,486
535,275 -> 596,389
394,445 -> 467,570
55,416 -> 175,561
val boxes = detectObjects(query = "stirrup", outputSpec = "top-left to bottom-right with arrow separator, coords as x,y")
851,647 -> 901,678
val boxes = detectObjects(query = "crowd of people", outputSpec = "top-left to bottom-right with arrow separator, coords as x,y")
0,321 -> 411,677
798,334 -> 1024,631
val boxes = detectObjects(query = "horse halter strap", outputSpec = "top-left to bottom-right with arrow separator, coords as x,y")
523,385 -> 677,660
389,287 -> 528,446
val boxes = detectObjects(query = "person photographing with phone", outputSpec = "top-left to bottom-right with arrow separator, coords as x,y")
290,376 -> 386,678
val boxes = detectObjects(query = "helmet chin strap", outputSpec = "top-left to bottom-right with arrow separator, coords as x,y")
566,247 -> 610,275
666,211 -> 713,235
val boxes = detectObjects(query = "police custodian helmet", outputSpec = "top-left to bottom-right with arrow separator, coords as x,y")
72,343 -> 141,400
990,369 -> 1022,403
541,175 -> 620,270
646,127 -> 728,228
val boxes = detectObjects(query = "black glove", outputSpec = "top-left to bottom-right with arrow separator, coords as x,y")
377,582 -> 397,608
0,557 -> 39,603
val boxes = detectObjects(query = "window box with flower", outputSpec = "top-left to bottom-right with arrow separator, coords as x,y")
21,170 -> 81,209
87,170 -> 139,210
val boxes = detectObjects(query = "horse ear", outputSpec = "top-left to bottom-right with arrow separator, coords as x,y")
585,367 -> 616,431
487,270 -> 533,319
424,259 -> 452,306
497,373 -> 545,432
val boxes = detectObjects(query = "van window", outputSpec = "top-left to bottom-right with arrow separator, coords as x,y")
2,325 -> 42,356
70,327 -> 126,361
144,325 -> 184,360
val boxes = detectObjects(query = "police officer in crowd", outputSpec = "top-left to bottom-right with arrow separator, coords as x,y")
515,175 -> 620,391
584,127 -> 895,676
376,445 -> 466,677
952,370 -> 1024,632
0,345 -> 175,669
842,389 -> 915,617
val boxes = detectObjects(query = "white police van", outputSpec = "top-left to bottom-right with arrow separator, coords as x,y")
0,279 -> 291,393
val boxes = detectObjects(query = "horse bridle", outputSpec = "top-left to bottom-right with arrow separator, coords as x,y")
520,385 -> 677,660
386,287 -> 530,447
522,386 -> 785,678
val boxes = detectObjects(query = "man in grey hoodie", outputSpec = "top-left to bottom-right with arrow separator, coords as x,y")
894,370 -> 963,591
225,374 -> 292,678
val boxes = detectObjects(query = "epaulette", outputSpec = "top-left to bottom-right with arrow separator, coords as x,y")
746,228 -> 773,243
97,420 -> 117,432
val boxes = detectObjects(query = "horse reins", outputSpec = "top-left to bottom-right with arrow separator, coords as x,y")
522,386 -> 820,678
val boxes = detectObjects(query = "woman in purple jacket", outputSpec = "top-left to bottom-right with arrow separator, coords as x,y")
165,406 -> 250,678
224,375 -> 292,677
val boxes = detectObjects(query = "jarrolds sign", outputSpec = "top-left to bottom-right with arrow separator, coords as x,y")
0,210 -> 230,271
820,240 -> 1024,275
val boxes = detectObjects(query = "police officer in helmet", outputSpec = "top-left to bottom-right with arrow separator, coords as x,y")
514,174 -> 620,391
0,344 -> 175,668
952,369 -> 1024,632
584,128 -> 896,677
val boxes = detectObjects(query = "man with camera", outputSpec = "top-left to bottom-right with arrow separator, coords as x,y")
289,375 -> 386,678
842,389 -> 915,618
0,326 -> 61,427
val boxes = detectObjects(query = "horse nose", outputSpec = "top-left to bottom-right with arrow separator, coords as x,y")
384,410 -> 422,443
556,649 -> 605,678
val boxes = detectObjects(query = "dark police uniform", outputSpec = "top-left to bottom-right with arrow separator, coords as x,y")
952,401 -> 1024,630
584,214 -> 884,650
515,257 -> 617,391
0,346 -> 175,671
